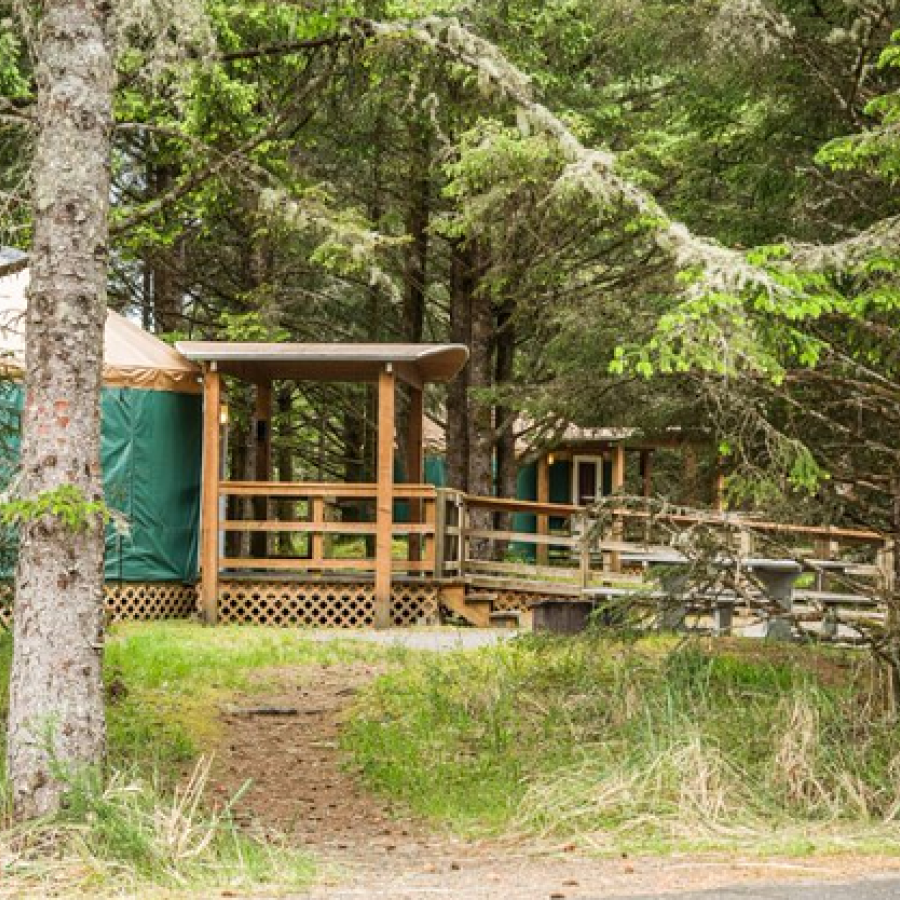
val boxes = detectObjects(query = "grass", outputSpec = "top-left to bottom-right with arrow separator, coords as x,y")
343,633 -> 900,855
0,622 -> 400,896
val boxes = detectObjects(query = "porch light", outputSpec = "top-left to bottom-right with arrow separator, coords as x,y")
548,453 -> 556,466
219,403 -> 230,426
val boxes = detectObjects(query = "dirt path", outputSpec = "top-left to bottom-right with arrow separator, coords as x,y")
210,660 -> 900,900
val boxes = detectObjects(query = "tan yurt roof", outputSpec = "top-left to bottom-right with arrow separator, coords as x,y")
0,269 -> 200,393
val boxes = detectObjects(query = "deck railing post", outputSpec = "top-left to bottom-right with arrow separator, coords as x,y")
458,493 -> 469,579
311,496 -> 324,569
578,513 -> 591,589
433,489 -> 447,579
375,365 -> 396,628
200,366 -> 222,624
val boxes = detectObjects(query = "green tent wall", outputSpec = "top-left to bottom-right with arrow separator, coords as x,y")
102,388 -> 202,582
1,383 -> 202,583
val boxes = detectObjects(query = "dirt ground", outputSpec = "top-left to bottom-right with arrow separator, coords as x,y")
210,659 -> 900,900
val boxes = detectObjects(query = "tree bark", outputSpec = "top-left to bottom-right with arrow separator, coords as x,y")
446,241 -> 475,491
466,270 -> 495,559
7,0 -> 113,819
148,162 -> 182,333
494,296 -> 517,536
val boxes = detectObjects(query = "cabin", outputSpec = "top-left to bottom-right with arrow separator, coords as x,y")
0,266 -> 890,633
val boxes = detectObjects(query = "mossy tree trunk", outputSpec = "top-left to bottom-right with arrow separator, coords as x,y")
6,0 -> 113,820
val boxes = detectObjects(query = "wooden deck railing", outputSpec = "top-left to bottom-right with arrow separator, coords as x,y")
208,481 -> 895,611
437,491 -> 894,600
217,481 -> 438,576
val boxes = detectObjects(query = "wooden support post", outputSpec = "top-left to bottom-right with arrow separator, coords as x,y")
407,386 -> 424,563
575,514 -> 589,589
375,365 -> 396,628
536,453 -> 550,566
612,446 -> 626,493
433,490 -> 447,578
424,497 -> 436,575
200,367 -> 222,624
610,446 -> 626,573
251,381 -> 272,559
311,497 -> 324,568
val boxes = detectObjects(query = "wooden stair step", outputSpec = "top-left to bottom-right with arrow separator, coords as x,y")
489,610 -> 521,629
465,592 -> 498,606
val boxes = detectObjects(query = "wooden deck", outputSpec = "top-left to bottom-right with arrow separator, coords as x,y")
196,483 -> 895,634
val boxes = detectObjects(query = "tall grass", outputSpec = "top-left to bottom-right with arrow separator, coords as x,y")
344,635 -> 900,853
1,756 -> 314,896
0,623 -> 397,895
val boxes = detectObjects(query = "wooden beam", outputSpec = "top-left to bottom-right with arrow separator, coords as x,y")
251,381 -> 272,558
407,386 -> 424,563
200,367 -> 222,623
218,481 -> 435,499
375,365 -> 396,628
611,446 -> 626,493
536,453 -> 550,565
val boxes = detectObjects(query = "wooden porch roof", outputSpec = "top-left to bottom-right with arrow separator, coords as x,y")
176,341 -> 468,385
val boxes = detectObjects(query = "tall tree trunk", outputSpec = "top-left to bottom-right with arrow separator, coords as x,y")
466,271 -> 494,559
148,162 -> 182,333
446,241 -> 474,491
7,0 -> 113,819
494,296 -> 517,534
403,124 -> 429,345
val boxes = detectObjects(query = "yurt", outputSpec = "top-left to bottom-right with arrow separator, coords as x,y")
0,267 -> 202,608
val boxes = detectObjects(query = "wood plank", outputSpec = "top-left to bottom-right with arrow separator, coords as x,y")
464,494 -> 581,517
220,520 -> 435,535
465,559 -> 582,580
465,528 -> 579,547
220,557 -> 434,572
199,367 -> 221,623
375,365 -> 395,627
219,481 -> 436,499
465,574 -> 581,597
222,557 -> 375,571
601,507 -> 884,544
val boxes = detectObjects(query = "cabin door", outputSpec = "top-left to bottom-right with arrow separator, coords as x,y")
572,455 -> 605,506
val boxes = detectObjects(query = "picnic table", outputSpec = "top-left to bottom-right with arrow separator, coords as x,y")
619,550 -> 804,638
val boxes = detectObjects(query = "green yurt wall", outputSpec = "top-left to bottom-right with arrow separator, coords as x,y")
102,388 -> 201,582
0,268 -> 203,584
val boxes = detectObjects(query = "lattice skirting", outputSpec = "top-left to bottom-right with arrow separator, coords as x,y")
492,590 -> 557,613
0,582 -> 198,629
1,581 -> 442,629
105,583 -> 198,623
218,581 -> 440,628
